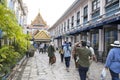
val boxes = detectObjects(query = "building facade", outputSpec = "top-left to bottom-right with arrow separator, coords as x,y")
48,0 -> 120,60
7,0 -> 28,33
0,0 -> 28,46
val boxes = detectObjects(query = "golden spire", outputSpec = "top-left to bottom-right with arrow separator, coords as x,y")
31,10 -> 47,27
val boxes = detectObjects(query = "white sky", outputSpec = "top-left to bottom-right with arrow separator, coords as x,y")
23,0 -> 75,26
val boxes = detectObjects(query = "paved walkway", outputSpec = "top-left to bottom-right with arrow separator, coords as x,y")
12,50 -> 112,80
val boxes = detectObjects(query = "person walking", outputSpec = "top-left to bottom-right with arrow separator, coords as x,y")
63,42 -> 71,72
47,42 -> 56,65
39,43 -> 44,54
105,40 -> 120,80
86,41 -> 97,79
74,41 -> 92,80
87,41 -> 97,62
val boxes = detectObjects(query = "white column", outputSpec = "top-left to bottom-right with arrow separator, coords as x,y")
79,34 -> 81,41
72,36 -> 75,44
74,12 -> 77,28
88,0 -> 92,21
76,35 -> 79,42
54,39 -> 58,48
62,38 -> 64,45
80,7 -> 83,25
118,25 -> 120,41
100,0 -> 105,16
69,16 -> 72,30
119,0 -> 120,7
87,32 -> 90,41
78,34 -> 81,41
68,36 -> 71,42
99,29 -> 104,51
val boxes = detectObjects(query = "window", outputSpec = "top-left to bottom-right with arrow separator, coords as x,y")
106,0 -> 112,4
61,24 -> 63,33
83,6 -> 88,23
76,11 -> 80,26
83,5 -> 88,18
59,26 -> 60,34
71,16 -> 74,27
106,0 -> 119,5
67,19 -> 70,30
64,22 -> 66,32
92,0 -> 100,11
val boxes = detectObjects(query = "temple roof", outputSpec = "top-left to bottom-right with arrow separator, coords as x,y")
31,12 -> 47,27
34,30 -> 51,41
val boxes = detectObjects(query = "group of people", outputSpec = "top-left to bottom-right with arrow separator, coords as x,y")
38,40 -> 120,80
58,40 -> 120,80
47,41 -> 72,72
38,43 -> 48,53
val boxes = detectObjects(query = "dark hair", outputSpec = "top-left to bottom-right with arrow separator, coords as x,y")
68,42 -> 72,46
64,41 -> 67,43
66,43 -> 69,50
81,41 -> 86,47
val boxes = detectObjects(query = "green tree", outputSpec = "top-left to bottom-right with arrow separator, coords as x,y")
0,3 -> 30,76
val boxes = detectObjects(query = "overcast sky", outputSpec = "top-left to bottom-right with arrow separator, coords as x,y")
23,0 -> 75,26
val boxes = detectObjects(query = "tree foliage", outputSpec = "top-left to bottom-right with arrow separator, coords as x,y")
0,3 -> 31,75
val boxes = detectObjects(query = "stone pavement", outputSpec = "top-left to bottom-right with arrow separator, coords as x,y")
12,50 -> 112,80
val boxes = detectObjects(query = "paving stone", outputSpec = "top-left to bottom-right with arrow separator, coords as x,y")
12,50 -> 113,80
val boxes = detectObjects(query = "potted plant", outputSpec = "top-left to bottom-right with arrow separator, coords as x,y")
28,45 -> 35,57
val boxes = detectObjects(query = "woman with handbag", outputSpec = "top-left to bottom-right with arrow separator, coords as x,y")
105,41 -> 120,80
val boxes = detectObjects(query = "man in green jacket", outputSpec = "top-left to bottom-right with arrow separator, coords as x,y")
75,41 -> 92,80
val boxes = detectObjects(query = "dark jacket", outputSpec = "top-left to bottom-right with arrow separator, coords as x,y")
47,45 -> 55,57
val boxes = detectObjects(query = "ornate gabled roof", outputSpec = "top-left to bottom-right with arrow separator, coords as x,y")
31,12 -> 47,27
34,30 -> 51,41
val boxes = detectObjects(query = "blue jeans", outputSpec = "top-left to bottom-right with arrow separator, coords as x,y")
64,57 -> 70,68
110,69 -> 119,80
78,65 -> 89,80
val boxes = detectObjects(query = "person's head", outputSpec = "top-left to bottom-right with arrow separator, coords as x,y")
110,40 -> 120,48
64,41 -> 67,44
81,41 -> 87,47
87,41 -> 91,47
66,43 -> 70,50
68,42 -> 72,46
50,42 -> 54,46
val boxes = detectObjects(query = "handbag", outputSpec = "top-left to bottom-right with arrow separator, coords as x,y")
100,68 -> 107,80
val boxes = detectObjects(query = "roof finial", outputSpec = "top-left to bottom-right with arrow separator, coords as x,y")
39,9 -> 40,13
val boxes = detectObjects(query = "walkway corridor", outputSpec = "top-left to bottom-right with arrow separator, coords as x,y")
12,50 -> 111,80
